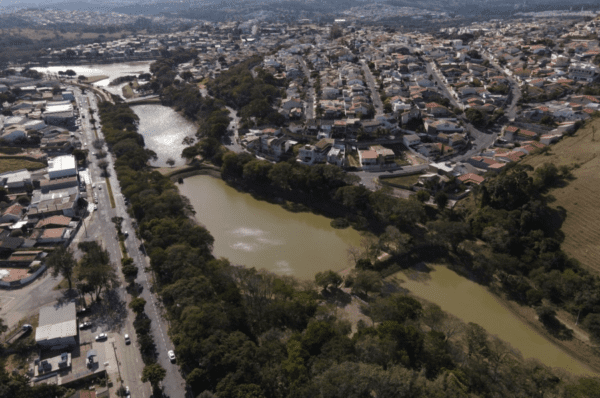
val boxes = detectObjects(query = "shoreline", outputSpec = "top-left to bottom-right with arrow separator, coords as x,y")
488,287 -> 600,375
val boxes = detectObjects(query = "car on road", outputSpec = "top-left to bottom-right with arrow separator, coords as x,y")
95,333 -> 107,341
93,204 -> 98,211
168,350 -> 176,362
125,386 -> 130,397
124,334 -> 130,344
22,324 -> 32,331
79,321 -> 92,329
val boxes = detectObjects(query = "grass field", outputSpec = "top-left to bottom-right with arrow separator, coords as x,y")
0,158 -> 46,174
381,173 -> 421,187
522,117 -> 600,274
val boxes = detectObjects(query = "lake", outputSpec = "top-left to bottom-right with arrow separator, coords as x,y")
32,61 -> 153,97
131,105 -> 193,167
178,175 -> 363,280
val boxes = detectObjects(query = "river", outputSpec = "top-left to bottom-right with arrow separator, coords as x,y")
32,61 -> 153,97
395,265 -> 596,376
178,175 -> 363,280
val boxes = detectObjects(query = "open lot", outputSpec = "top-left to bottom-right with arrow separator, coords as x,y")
522,117 -> 600,274
381,173 -> 421,187
0,158 -> 46,174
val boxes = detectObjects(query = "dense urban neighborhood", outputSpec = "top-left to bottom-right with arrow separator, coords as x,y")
1,5 -> 600,398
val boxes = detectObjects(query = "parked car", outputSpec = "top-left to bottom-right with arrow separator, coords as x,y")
124,334 -> 131,344
95,333 -> 107,341
79,322 -> 92,329
22,324 -> 32,331
168,350 -> 176,362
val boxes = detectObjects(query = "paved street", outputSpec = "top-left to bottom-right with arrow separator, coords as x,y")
425,60 -> 498,159
360,60 -> 384,115
299,57 -> 315,120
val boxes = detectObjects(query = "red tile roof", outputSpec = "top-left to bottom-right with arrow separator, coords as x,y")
458,173 -> 485,185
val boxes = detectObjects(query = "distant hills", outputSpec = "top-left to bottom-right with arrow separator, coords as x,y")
1,0 -> 598,20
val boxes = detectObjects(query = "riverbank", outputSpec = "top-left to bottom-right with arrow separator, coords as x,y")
390,264 -> 599,376
491,286 -> 600,375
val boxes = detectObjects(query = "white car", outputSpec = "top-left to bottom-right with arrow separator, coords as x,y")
168,350 -> 176,362
124,334 -> 130,344
95,333 -> 107,341
79,321 -> 92,329
125,386 -> 130,397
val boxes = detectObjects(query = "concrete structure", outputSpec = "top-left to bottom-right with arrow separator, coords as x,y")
48,155 -> 77,180
35,302 -> 77,349
568,63 -> 599,83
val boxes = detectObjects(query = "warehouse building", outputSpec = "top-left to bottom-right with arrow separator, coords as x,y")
35,302 -> 77,350
48,155 -> 77,180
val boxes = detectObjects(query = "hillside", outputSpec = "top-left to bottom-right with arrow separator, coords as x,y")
522,117 -> 600,274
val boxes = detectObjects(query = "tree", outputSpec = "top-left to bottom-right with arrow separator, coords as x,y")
315,270 -> 343,292
426,220 -> 470,252
583,313 -> 600,343
46,246 -> 76,290
98,160 -> 109,176
416,190 -> 430,203
349,269 -> 382,297
93,139 -> 105,150
129,297 -> 146,315
166,158 -> 175,167
434,191 -> 448,210
78,75 -> 87,82
77,241 -> 119,301
141,363 -> 166,389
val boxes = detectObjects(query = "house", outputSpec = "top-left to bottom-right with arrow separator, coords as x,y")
34,215 -> 72,229
568,63 -> 599,83
457,173 -> 485,185
297,138 -> 334,165
0,169 -> 32,191
282,98 -> 303,110
1,125 -> 27,142
0,204 -> 24,223
358,150 -> 378,168
403,134 -> 421,147
327,145 -> 345,167
31,227 -> 71,245
426,102 -> 451,117
423,119 -> 463,135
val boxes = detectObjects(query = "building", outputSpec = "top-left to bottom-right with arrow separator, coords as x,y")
568,63 -> 599,83
35,302 -> 77,349
48,155 -> 77,180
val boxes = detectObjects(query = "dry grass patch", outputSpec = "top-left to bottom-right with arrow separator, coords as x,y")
0,158 -> 46,174
522,118 -> 600,274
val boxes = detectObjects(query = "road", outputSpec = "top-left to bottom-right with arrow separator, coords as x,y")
352,164 -> 430,191
299,57 -> 315,120
425,60 -> 498,159
360,60 -> 384,115
75,86 -> 188,398
481,54 -> 521,120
